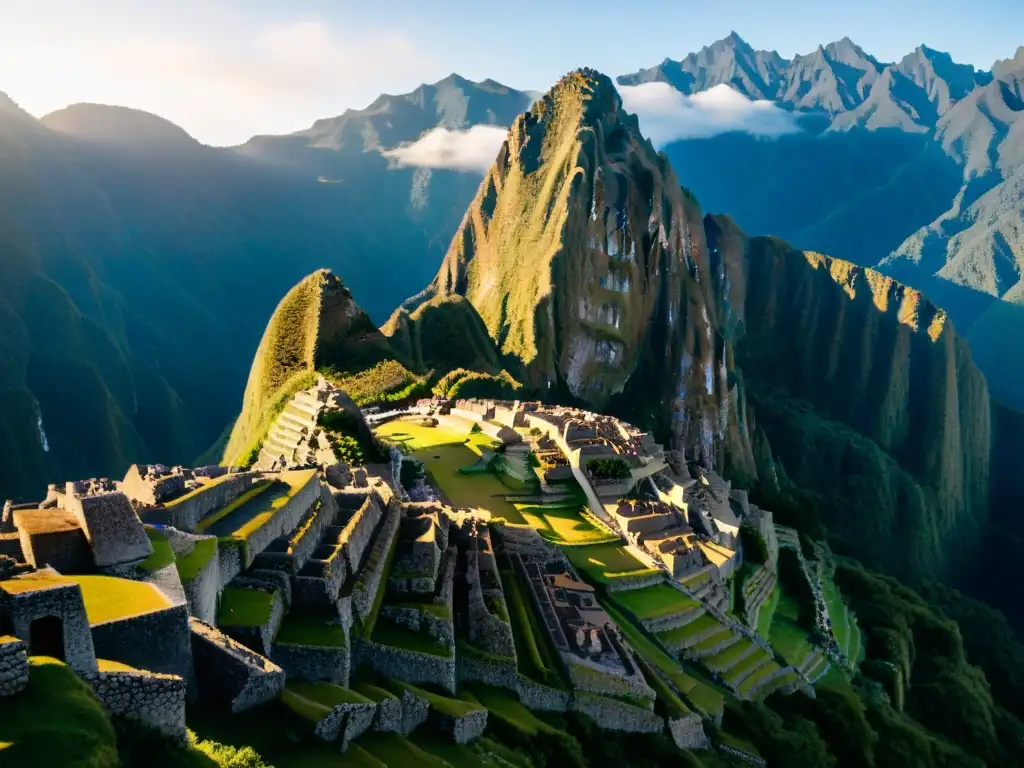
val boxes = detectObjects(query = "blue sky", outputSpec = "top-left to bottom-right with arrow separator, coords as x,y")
1,0 -> 1019,145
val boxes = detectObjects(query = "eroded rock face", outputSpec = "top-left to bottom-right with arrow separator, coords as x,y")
414,69 -> 728,464
407,67 -> 1001,583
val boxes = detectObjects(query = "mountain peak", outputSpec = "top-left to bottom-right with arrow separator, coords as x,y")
41,103 -> 198,148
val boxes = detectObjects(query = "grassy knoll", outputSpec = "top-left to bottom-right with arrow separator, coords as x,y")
465,684 -> 564,735
219,587 -> 275,627
139,527 -> 175,573
276,608 -> 347,648
283,680 -> 372,723
0,657 -> 118,765
96,658 -> 137,673
515,502 -> 618,545
411,732 -> 518,768
564,543 -> 657,583
175,538 -> 217,582
328,359 -> 425,408
600,599 -> 725,717
612,583 -> 697,620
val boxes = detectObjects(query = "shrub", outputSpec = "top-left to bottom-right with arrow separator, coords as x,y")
741,521 -> 769,564
587,457 -> 632,481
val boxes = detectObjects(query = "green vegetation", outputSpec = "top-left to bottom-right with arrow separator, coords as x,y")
383,680 -> 479,718
203,472 -> 315,553
612,583 -> 696,621
176,538 -> 218,582
282,680 -> 373,723
600,599 -> 724,717
756,585 -> 780,640
375,419 -> 473,452
585,457 -> 632,481
740,521 -> 769,564
432,368 -> 523,400
655,613 -> 721,646
821,575 -> 852,659
358,732 -> 450,767
275,608 -> 346,648
64,575 -> 169,625
325,359 -> 427,407
564,543 -> 657,583
515,502 -> 618,545
195,481 -> 273,533
219,587 -> 275,627
411,442 -> 523,521
371,619 -> 451,657
499,568 -> 563,687
0,656 -> 118,765
139,527 -> 175,573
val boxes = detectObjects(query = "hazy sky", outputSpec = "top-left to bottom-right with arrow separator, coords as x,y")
1,0 -> 1019,146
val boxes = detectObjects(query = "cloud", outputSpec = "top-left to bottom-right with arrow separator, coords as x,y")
382,125 -> 509,173
618,82 -> 801,145
0,14 -> 443,146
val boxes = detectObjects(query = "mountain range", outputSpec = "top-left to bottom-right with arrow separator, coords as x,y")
0,32 -> 1021,511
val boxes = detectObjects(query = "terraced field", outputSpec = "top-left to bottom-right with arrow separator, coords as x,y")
515,502 -> 618,545
564,543 -> 658,584
612,583 -> 698,621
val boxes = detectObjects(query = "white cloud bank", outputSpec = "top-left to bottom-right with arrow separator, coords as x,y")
619,82 -> 801,145
382,125 -> 509,173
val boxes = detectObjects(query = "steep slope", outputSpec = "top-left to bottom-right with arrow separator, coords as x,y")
412,68 -> 998,585
235,75 -> 536,297
222,270 -> 396,466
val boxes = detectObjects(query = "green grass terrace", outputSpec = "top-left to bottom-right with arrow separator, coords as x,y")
198,470 -> 315,552
563,543 -> 658,584
611,583 -> 697,621
514,501 -> 619,546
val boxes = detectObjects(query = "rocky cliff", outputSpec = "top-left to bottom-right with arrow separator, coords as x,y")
222,270 -> 394,466
409,68 -> 1000,583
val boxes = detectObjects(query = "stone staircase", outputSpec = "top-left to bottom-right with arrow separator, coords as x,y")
257,387 -> 329,471
742,565 -> 777,627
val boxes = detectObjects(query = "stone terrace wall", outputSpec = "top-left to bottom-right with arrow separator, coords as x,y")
91,603 -> 192,684
241,473 -> 321,569
89,668 -> 187,741
180,538 -> 220,624
351,502 -> 400,621
0,636 -> 28,696
669,713 -> 710,749
355,638 -> 456,694
222,587 -> 284,657
516,676 -> 571,712
147,472 -> 260,530
457,646 -> 518,689
338,494 -> 384,580
189,618 -> 284,713
571,691 -> 663,733
271,643 -> 349,686
218,542 -> 243,593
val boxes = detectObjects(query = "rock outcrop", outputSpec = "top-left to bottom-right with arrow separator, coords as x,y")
401,68 -> 1002,584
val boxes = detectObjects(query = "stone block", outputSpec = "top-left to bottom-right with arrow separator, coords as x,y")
0,636 -> 29,696
89,667 -> 187,741
13,509 -> 92,572
398,688 -> 429,735
91,603 -> 192,683
65,487 -> 152,567
189,618 -> 284,713
430,707 -> 488,744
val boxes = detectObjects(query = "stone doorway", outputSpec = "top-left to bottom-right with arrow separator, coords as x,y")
28,615 -> 65,660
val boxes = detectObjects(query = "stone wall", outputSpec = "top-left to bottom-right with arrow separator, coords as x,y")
668,713 -> 710,750
602,571 -> 665,592
719,744 -> 768,767
457,646 -> 518,689
378,605 -> 454,646
89,667 -> 187,741
398,688 -> 429,735
91,603 -> 192,684
571,691 -> 664,733
0,636 -> 28,696
66,488 -> 153,567
270,643 -> 350,686
0,576 -> 98,677
189,618 -> 284,713
241,473 -> 321,568
431,707 -> 488,744
312,700 -> 376,749
181,540 -> 221,626
351,503 -> 400,621
148,472 -> 260,531
339,495 -> 384,580
355,638 -> 456,694
218,541 -> 243,590
222,587 -> 284,657
516,676 -> 571,712
566,657 -> 655,703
